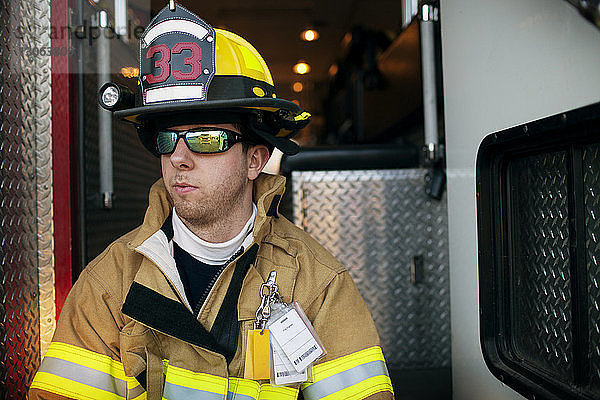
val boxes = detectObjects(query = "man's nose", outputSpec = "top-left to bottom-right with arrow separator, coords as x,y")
169,138 -> 194,169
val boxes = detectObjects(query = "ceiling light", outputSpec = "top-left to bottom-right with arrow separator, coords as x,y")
342,32 -> 352,47
292,82 -> 304,93
328,64 -> 338,77
293,61 -> 311,75
301,28 -> 319,42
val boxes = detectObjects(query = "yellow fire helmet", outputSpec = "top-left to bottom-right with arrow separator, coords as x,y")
100,3 -> 310,155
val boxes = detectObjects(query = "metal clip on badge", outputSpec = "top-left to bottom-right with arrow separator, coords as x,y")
255,271 -> 282,330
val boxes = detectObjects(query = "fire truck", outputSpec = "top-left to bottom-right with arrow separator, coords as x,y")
1,0 -> 599,398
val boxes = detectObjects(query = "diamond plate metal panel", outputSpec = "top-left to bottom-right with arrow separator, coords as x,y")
510,151 -> 573,381
292,169 -> 450,368
583,144 -> 600,391
0,0 -> 54,397
32,0 -> 55,362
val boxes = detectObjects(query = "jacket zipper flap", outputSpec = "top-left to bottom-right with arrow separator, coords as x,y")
208,244 -> 259,361
122,281 -> 226,356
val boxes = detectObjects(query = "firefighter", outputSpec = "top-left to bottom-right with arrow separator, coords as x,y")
29,3 -> 393,399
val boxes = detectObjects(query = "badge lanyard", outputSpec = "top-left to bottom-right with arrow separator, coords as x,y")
244,271 -> 326,386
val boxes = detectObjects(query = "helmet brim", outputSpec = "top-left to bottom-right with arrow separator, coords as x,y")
120,97 -> 307,155
115,97 -> 303,125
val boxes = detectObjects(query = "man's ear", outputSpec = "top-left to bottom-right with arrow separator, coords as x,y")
247,144 -> 270,180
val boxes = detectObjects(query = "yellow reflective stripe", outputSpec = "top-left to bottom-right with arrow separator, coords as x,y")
164,362 -> 228,391
32,372 -> 125,400
313,374 -> 392,400
45,341 -> 127,380
163,362 -> 227,399
228,377 -> 260,398
257,383 -> 298,400
301,346 -> 393,400
30,342 -> 129,399
164,371 -> 299,400
312,346 -> 385,381
227,377 -> 299,400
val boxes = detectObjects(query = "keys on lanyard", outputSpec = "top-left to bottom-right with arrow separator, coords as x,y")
245,271 -> 326,385
255,271 -> 281,330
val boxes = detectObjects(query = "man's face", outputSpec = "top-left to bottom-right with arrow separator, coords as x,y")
160,123 -> 250,229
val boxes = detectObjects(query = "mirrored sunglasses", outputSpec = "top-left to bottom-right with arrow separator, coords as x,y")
156,128 -> 243,155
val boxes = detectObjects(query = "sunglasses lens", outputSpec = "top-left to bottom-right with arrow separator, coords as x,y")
156,129 -> 240,154
186,130 -> 229,153
157,131 -> 178,154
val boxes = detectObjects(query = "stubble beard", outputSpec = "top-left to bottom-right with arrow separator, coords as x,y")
170,167 -> 249,233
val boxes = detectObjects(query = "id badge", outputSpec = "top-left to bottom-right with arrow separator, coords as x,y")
271,333 -> 310,385
266,302 -> 310,385
268,302 -> 326,373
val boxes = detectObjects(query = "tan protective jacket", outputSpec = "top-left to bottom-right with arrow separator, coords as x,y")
30,173 -> 394,400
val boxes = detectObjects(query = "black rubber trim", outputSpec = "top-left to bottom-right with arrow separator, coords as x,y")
476,101 -> 600,400
160,214 -> 174,242
135,372 -> 147,392
266,195 -> 281,217
210,244 -> 259,361
280,144 -> 419,173
122,282 -> 224,355
115,97 -> 303,123
207,76 -> 275,102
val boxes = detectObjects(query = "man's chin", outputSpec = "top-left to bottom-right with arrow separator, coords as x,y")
173,203 -> 213,226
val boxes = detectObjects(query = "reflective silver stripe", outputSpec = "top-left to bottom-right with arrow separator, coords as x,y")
39,356 -> 127,397
163,381 -> 225,400
226,391 -> 256,400
127,383 -> 146,399
302,360 -> 389,400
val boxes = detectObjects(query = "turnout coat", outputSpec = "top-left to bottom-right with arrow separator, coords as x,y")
30,173 -> 394,400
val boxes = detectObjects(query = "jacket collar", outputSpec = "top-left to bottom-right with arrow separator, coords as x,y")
126,173 -> 292,317
129,173 -> 286,249
251,173 -> 286,241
